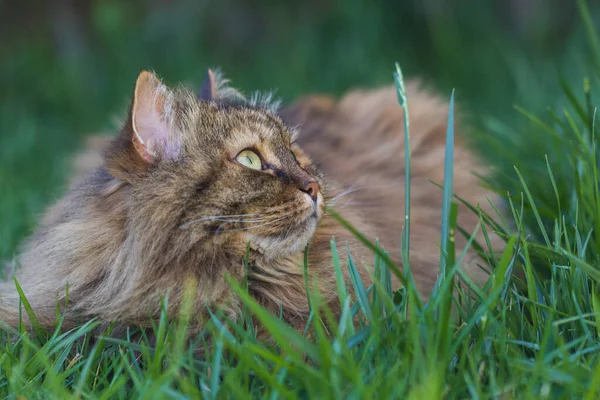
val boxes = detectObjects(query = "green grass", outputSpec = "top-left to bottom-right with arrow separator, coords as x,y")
3,0 -> 600,398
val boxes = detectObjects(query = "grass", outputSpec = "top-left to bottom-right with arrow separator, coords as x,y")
3,0 -> 600,398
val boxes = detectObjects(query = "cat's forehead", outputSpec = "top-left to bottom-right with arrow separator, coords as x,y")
223,107 -> 292,146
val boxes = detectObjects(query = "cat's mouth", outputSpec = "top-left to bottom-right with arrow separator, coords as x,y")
246,206 -> 320,260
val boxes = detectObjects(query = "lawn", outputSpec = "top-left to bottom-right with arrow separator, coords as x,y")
2,1 -> 600,398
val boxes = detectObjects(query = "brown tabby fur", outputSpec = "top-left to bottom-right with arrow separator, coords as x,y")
0,70 -> 497,335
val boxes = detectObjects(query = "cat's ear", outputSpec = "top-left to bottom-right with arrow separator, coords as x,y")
199,69 -> 217,101
130,70 -> 180,162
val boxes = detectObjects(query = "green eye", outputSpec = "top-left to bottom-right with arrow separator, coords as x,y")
291,150 -> 297,161
236,149 -> 262,170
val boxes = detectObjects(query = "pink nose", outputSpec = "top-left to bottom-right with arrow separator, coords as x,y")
301,181 -> 320,202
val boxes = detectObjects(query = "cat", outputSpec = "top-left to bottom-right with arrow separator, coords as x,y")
0,69 -> 497,334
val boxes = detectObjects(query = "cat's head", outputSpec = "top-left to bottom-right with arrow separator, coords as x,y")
103,70 -> 325,262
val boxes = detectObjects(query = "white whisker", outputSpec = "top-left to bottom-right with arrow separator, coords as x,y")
328,183 -> 399,206
179,213 -> 265,229
215,215 -> 290,233
328,185 -> 365,205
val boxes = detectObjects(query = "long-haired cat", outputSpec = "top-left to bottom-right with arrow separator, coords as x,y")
0,69 -> 496,333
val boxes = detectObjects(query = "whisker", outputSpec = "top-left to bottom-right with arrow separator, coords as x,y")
215,215 -> 291,233
179,201 -> 308,231
179,213 -> 266,229
327,183 -> 401,206
327,185 -> 365,205
201,213 -> 262,218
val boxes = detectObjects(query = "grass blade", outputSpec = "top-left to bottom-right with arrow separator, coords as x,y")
439,89 -> 456,283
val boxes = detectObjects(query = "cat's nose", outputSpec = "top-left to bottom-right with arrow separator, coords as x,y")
300,181 -> 320,202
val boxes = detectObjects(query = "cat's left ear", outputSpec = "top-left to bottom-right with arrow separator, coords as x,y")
130,70 -> 181,163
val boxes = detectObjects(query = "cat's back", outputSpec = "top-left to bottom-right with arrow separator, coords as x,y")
280,82 -> 463,184
280,82 -> 493,291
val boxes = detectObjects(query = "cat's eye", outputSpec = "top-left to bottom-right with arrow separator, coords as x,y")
236,149 -> 263,170
291,150 -> 297,161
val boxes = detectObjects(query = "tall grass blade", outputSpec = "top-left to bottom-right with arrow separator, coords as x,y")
394,62 -> 412,271
346,245 -> 373,321
12,277 -> 48,339
438,89 -> 456,284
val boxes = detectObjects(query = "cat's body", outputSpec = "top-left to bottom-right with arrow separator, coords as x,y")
0,70 -> 494,333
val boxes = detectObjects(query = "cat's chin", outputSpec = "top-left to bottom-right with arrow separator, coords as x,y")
247,216 -> 318,261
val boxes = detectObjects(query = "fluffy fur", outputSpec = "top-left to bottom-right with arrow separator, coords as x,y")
0,69 -> 497,334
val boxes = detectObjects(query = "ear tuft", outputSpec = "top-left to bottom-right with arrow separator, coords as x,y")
131,70 -> 180,162
199,69 -> 217,101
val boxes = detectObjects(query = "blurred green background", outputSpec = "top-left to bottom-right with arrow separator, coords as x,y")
0,0 -> 598,260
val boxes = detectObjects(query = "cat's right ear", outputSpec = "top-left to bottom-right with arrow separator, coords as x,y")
199,69 -> 217,101
129,70 -> 181,163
